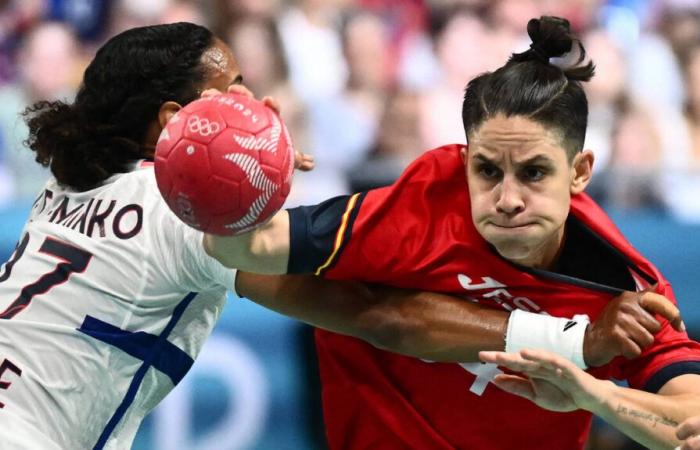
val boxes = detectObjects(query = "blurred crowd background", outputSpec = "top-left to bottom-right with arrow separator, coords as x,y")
0,0 -> 699,449
2,0 -> 700,216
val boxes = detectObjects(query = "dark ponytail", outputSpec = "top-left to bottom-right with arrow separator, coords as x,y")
23,22 -> 214,191
462,16 -> 595,159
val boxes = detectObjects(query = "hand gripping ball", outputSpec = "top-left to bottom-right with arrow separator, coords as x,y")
155,93 -> 295,235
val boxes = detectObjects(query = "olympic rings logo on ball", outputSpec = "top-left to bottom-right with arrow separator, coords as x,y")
187,115 -> 221,137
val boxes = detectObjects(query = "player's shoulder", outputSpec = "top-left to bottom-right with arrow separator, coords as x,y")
110,163 -> 163,205
403,144 -> 466,180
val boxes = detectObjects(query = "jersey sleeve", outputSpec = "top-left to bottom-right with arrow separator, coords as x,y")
287,193 -> 366,274
286,147 -> 467,280
615,282 -> 700,392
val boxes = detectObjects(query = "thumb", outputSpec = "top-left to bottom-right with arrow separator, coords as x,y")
639,291 -> 685,332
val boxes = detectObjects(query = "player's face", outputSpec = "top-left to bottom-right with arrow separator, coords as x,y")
464,114 -> 593,269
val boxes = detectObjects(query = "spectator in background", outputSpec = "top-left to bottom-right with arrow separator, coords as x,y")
348,89 -> 422,192
419,7 -> 513,149
624,1 -> 689,205
210,0 -> 283,36
278,0 -> 348,104
654,0 -> 700,67
304,9 -> 391,202
0,21 -> 79,202
607,92 -> 665,209
0,0 -> 48,82
45,0 -> 112,42
582,29 -> 627,174
660,39 -> 700,222
580,28 -> 649,208
108,0 -> 205,37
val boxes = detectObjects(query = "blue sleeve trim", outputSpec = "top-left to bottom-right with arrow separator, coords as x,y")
643,361 -> 700,393
287,195 -> 355,274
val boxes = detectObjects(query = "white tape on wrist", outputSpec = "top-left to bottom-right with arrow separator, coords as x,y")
505,309 -> 590,369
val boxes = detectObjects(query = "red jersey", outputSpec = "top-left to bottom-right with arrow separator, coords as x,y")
286,145 -> 700,450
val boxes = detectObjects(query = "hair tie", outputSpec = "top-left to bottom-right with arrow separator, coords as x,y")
529,43 -> 550,63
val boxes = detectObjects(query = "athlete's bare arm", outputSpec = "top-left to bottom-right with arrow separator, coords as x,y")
203,210 -> 290,274
236,272 -> 507,361
235,272 -> 683,365
480,349 -> 700,450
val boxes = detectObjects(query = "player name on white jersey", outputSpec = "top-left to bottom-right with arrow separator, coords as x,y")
32,188 -> 143,240
0,167 -> 236,449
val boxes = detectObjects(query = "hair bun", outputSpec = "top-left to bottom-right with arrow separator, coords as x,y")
527,16 -> 574,61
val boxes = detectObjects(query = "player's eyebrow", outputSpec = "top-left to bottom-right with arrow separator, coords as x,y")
514,154 -> 554,167
471,152 -> 554,167
471,153 -> 499,165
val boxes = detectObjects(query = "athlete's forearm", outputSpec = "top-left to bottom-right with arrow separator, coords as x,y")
236,272 -> 507,362
589,378 -> 700,450
203,210 -> 290,274
361,286 -> 508,361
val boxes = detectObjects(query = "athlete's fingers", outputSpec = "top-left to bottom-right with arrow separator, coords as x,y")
677,416 -> 700,440
518,349 -> 580,382
620,336 -> 644,360
295,151 -> 315,171
226,84 -> 255,98
200,88 -> 223,98
639,292 -> 685,332
262,96 -> 281,114
520,349 -> 573,373
629,302 -> 662,334
678,434 -> 700,450
479,351 -> 541,373
623,319 -> 656,350
493,374 -> 536,401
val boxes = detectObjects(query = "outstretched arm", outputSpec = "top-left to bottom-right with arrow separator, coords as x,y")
480,349 -> 700,450
236,272 -> 684,366
236,272 -> 507,361
203,210 -> 291,274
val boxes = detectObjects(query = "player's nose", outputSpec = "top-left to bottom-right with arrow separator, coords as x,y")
495,176 -> 525,215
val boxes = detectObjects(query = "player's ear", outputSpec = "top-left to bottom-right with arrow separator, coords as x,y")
570,149 -> 594,195
158,101 -> 183,129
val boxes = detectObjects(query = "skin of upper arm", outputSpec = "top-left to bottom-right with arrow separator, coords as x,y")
203,210 -> 290,274
657,374 -> 700,398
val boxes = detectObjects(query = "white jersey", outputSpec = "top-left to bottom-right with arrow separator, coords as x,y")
0,163 -> 236,449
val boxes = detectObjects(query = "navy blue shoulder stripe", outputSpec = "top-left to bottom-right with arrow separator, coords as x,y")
643,360 -> 700,393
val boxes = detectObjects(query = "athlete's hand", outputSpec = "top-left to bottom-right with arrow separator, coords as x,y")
677,416 -> 700,450
479,349 -> 612,413
201,86 -> 315,172
583,290 -> 685,367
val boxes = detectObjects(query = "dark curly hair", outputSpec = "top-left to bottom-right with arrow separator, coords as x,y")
462,16 -> 596,160
23,22 -> 214,191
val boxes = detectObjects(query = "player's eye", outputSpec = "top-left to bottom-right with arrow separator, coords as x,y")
478,163 -> 502,180
520,166 -> 547,182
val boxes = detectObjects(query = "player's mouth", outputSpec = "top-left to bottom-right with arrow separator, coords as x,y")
488,222 -> 536,231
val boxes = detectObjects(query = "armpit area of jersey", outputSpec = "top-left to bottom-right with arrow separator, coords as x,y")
287,194 -> 365,274
557,215 -> 653,292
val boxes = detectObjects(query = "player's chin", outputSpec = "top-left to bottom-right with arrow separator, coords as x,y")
483,233 -> 540,261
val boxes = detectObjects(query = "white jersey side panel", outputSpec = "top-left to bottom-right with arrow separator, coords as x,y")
0,165 -> 236,450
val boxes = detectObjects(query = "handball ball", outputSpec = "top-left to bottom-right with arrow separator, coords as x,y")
154,93 -> 295,236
